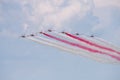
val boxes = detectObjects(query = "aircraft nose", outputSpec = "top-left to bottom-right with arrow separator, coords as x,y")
40,32 -> 43,34
30,34 -> 34,36
75,33 -> 79,35
61,31 -> 65,34
48,29 -> 52,32
21,35 -> 25,38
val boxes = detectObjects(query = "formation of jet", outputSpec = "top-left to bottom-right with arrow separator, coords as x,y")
21,29 -> 94,38
21,29 -> 120,64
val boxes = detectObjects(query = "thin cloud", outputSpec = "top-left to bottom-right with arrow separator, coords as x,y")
21,0 -> 93,30
93,0 -> 120,8
92,8 -> 112,31
0,3 -> 3,22
92,0 -> 120,31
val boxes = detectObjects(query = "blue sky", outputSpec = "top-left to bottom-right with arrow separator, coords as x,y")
0,0 -> 120,80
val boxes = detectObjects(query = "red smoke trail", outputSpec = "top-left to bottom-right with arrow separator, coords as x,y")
42,32 -> 120,61
65,32 -> 120,55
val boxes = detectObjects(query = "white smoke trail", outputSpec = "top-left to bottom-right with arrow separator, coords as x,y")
26,36 -> 120,64
51,31 -> 120,58
81,35 -> 120,52
93,37 -> 120,51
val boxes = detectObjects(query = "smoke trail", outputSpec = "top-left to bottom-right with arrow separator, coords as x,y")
82,35 -> 120,53
51,31 -> 120,57
64,32 -> 120,55
42,32 -> 120,61
26,36 -> 98,61
35,36 -> 119,63
26,36 -> 120,64
93,37 -> 120,51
